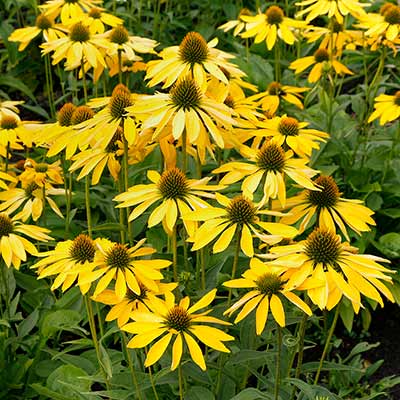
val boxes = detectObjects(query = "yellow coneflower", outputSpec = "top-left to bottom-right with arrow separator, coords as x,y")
0,100 -> 23,120
267,228 -> 394,313
368,90 -> 400,125
37,102 -> 77,149
206,78 -> 262,128
184,193 -> 298,257
145,31 -> 245,90
0,213 -> 52,269
362,4 -> 400,41
88,238 -> 171,300
9,14 -> 66,51
122,290 -> 234,371
289,48 -> 353,83
19,159 -> 64,187
0,114 -> 40,149
128,76 -> 235,160
224,258 -> 312,334
107,53 -> 146,78
32,234 -> 99,293
256,115 -> 329,158
0,182 -> 64,222
104,25 -> 158,61
39,0 -> 101,24
278,175 -> 376,240
68,127 -> 123,185
46,105 -> 95,159
114,167 -> 224,236
304,19 -> 362,55
83,7 -> 123,34
213,141 -> 319,207
92,281 -> 177,327
240,5 -> 307,50
248,81 -> 309,114
41,21 -> 109,70
295,0 -> 368,24
73,84 -> 138,148
218,8 -> 252,37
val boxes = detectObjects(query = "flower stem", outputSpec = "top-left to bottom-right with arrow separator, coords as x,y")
5,142 -> 10,172
172,225 -> 178,282
81,59 -> 88,103
118,176 -> 126,243
200,247 -> 206,290
0,262 -> 10,319
121,332 -> 142,400
44,53 -> 56,119
123,138 -> 133,244
227,230 -> 241,306
290,312 -> 309,400
85,176 -> 92,238
181,128 -> 187,173
61,154 -> 71,238
314,306 -> 340,385
274,42 -> 281,82
274,326 -> 282,400
147,364 -> 160,400
178,364 -> 184,400
117,49 -> 123,85
84,295 -> 111,390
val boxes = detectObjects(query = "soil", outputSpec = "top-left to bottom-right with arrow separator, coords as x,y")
369,302 -> 400,399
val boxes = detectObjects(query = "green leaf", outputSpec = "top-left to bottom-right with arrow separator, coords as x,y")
185,386 -> 215,400
91,222 -> 126,232
339,300 -> 354,333
230,388 -> 271,400
41,309 -> 82,337
17,308 -> 39,338
47,365 -> 91,399
372,232 -> 400,258
378,208 -> 400,218
301,361 -> 363,373
286,378 -> 342,399
31,383 -> 72,400
344,341 -> 380,362
228,350 -> 275,365
0,75 -> 36,102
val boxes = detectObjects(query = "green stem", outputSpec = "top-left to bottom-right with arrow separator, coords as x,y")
117,49 -> 123,85
381,120 -> 400,184
84,295 -> 111,391
123,138 -> 133,244
44,53 -> 56,119
178,364 -> 184,400
290,313 -> 309,400
314,306 -> 340,385
274,42 -> 281,82
118,176 -> 126,243
227,230 -> 241,306
147,364 -> 160,400
85,176 -> 92,238
0,262 -> 10,319
81,59 -> 88,103
274,326 -> 282,400
172,226 -> 178,282
200,248 -> 206,290
5,142 -> 10,172
41,185 -> 47,226
181,128 -> 187,173
95,301 -> 104,339
61,155 -> 71,238
121,332 -> 142,400
215,353 -> 225,396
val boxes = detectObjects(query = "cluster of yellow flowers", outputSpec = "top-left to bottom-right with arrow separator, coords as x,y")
1,0 -> 398,374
